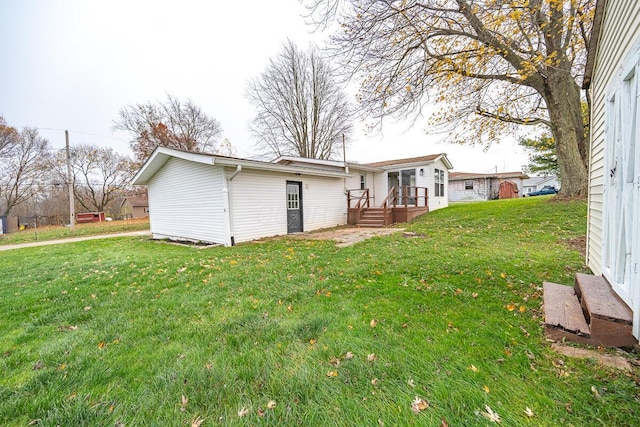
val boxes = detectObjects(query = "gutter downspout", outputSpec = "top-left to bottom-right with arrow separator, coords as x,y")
223,165 -> 242,246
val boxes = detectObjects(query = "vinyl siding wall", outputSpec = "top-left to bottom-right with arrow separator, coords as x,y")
588,0 -> 640,274
147,157 -> 227,244
448,179 -> 491,202
228,168 -> 347,243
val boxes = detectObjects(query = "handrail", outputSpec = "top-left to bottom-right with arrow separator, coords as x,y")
380,186 -> 397,209
354,188 -> 370,209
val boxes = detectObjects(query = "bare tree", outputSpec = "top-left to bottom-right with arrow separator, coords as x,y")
114,94 -> 223,163
0,127 -> 51,216
246,39 -> 352,160
52,144 -> 136,213
305,0 -> 595,197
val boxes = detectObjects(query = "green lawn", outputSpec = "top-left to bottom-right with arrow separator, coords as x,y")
0,218 -> 150,246
1,197 -> 638,426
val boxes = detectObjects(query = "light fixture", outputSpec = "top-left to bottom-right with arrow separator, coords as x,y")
419,169 -> 424,176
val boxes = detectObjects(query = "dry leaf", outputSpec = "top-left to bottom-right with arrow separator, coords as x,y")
344,351 -> 354,360
84,306 -> 91,311
309,338 -> 316,345
472,292 -> 479,298
506,304 -> 516,311
327,370 -> 338,377
482,405 -> 501,423
500,272 -> 506,279
371,378 -> 378,385
238,407 -> 250,417
98,341 -> 105,349
267,400 -> 276,409
591,385 -> 601,398
191,416 -> 205,427
483,385 -> 491,393
470,365 -> 479,373
411,396 -> 429,414
407,378 -> 415,388
524,407 -> 534,417
329,357 -> 341,366
455,288 -> 463,295
258,408 -> 266,417
370,319 -> 378,328
180,395 -> 188,412
519,306 -> 526,313
440,418 -> 449,427
367,353 -> 377,362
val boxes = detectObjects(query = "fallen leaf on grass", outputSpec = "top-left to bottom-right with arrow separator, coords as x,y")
472,292 -> 479,298
98,341 -> 105,349
367,353 -> 377,362
506,304 -> 516,312
191,416 -> 204,427
441,418 -> 449,427
481,405 -> 501,422
329,357 -> 341,366
411,396 -> 429,414
483,385 -> 491,393
326,370 -> 338,377
370,319 -> 378,328
524,407 -> 535,417
180,395 -> 188,412
343,351 -> 354,360
469,365 -> 479,373
267,400 -> 276,409
591,385 -> 601,398
371,378 -> 378,385
238,407 -> 250,417
407,378 -> 415,388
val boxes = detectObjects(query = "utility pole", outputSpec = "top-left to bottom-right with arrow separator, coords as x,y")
65,130 -> 75,231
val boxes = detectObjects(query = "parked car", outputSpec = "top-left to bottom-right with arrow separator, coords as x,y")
524,186 -> 559,197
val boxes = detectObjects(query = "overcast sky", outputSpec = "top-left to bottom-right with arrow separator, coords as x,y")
0,0 -> 530,173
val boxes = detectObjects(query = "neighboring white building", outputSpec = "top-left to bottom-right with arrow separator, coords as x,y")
132,147 -> 452,246
448,171 -> 529,202
521,175 -> 560,196
585,0 -> 640,339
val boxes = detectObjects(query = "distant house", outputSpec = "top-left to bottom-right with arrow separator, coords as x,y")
120,195 -> 149,219
448,171 -> 529,202
132,147 -> 452,246
521,175 -> 560,196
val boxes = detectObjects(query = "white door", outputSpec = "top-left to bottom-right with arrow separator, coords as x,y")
603,61 -> 639,323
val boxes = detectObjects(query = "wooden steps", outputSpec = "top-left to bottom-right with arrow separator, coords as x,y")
543,274 -> 636,347
356,208 -> 386,228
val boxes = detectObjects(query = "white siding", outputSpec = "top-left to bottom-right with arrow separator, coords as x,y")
229,169 -> 347,243
448,179 -> 490,202
589,0 -> 640,274
147,157 -> 227,244
428,160 -> 449,211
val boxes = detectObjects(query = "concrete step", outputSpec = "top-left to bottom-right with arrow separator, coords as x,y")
574,273 -> 636,347
543,282 -> 592,345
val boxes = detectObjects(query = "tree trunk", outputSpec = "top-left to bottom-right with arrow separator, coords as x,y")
543,71 -> 589,198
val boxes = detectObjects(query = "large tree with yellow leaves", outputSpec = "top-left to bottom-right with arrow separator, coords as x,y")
307,0 -> 594,197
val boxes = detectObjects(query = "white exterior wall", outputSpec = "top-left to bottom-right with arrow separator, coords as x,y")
588,0 -> 640,275
448,179 -> 490,202
147,157 -> 227,244
428,159 -> 449,211
228,168 -> 347,243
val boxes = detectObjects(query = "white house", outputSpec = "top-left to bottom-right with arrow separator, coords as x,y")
132,147 -> 452,246
543,0 -> 639,347
448,171 -> 529,202
584,0 -> 640,340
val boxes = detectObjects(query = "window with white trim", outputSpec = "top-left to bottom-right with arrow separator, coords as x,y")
435,168 -> 445,197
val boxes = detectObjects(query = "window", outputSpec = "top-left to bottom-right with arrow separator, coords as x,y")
464,180 -> 474,190
435,168 -> 445,197
287,184 -> 300,210
360,174 -> 366,190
